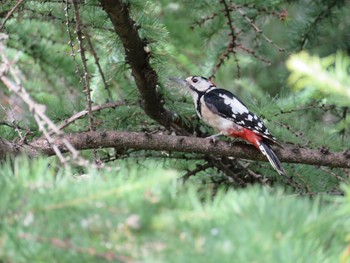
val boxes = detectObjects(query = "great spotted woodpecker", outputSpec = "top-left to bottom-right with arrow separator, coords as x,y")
171,76 -> 286,176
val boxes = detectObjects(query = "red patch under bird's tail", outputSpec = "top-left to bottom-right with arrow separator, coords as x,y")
228,128 -> 287,176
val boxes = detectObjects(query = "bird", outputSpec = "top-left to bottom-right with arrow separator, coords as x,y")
170,75 -> 287,176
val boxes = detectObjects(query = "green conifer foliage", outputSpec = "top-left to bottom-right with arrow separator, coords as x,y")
0,157 -> 349,262
1,0 -> 350,261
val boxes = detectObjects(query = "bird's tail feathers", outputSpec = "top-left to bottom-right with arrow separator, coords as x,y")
258,141 -> 287,176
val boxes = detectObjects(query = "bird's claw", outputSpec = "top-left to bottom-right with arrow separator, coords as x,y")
206,133 -> 222,144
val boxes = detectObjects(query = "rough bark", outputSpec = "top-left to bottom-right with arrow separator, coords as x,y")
99,0 -> 192,133
0,137 -> 37,160
1,132 -> 348,168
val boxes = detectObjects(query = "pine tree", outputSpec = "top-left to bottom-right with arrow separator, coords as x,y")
0,0 -> 349,191
0,1 -> 350,261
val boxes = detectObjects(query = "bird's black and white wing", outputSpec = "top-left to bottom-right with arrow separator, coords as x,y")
203,89 -> 277,143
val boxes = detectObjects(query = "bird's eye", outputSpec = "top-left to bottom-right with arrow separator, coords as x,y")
192,78 -> 198,83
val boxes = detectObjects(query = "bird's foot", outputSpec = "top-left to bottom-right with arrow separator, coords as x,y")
206,132 -> 223,144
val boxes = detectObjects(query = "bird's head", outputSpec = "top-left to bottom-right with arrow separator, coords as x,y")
170,76 -> 217,94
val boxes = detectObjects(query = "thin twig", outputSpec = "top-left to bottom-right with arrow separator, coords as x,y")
55,101 -> 128,132
235,159 -> 269,185
101,151 -> 205,163
18,233 -> 132,263
72,0 -> 98,163
237,45 -> 271,65
84,31 -> 112,100
231,3 -> 285,52
273,103 -> 331,116
23,7 -> 114,32
299,2 -> 338,49
210,41 -> 236,79
0,101 -> 27,139
209,156 -> 246,186
0,40 -> 97,169
191,12 -> 219,29
64,1 -> 82,77
273,120 -> 315,147
221,0 -> 236,42
0,121 -> 23,130
71,0 -> 94,133
319,166 -> 348,182
231,2 -> 285,52
290,168 -> 312,193
284,191 -> 344,198
0,0 -> 26,32
181,162 -> 213,182
210,0 -> 239,78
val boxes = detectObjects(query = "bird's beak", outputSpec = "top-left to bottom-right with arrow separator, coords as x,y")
168,77 -> 187,86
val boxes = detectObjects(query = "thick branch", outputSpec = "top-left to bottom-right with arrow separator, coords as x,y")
0,137 -> 37,160
3,131 -> 346,169
99,0 -> 180,130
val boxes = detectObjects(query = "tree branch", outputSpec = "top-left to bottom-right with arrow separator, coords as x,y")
1,131 -> 347,169
0,136 -> 39,160
0,0 -> 26,32
55,101 -> 128,132
98,0 -> 194,133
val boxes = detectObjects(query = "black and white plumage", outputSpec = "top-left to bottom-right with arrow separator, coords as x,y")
171,76 -> 286,176
203,89 -> 276,141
